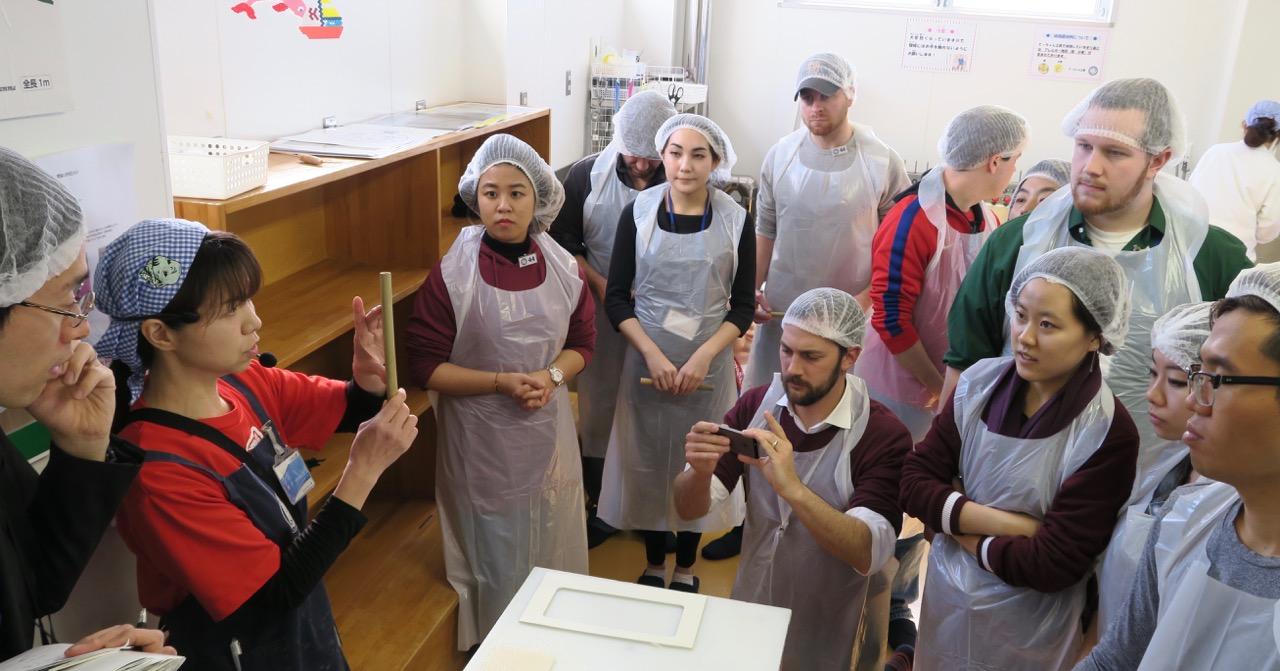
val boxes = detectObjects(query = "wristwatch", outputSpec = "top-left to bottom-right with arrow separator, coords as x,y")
548,366 -> 565,388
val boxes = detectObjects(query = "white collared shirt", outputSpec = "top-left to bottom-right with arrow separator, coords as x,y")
774,376 -> 855,434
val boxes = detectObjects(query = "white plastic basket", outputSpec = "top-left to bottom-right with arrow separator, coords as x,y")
168,136 -> 268,200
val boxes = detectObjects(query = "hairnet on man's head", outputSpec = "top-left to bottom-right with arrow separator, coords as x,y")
613,90 -> 677,159
937,105 -> 1029,170
793,52 -> 856,101
458,134 -> 564,234
1061,78 -> 1187,159
782,287 -> 867,349
1226,261 -> 1280,317
1006,247 -> 1132,355
1151,302 -> 1214,371
654,113 -> 738,185
1020,159 -> 1071,188
0,146 -> 86,308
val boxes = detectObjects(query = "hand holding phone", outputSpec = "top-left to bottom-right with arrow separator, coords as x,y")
715,424 -> 758,459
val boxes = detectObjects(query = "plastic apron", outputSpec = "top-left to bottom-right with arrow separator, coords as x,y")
915,357 -> 1115,671
731,372 -> 872,671
746,125 -> 893,390
597,186 -> 746,533
577,145 -> 643,458
124,377 -> 346,671
1094,438 -> 1189,631
1010,173 -> 1207,508
433,226 -> 588,650
1137,481 -> 1278,670
856,168 -> 994,435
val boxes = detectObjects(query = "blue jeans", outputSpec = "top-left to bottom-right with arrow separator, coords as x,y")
890,532 -> 928,621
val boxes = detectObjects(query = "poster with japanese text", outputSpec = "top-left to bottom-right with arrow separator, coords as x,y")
1029,25 -> 1110,81
0,0 -> 73,120
902,19 -> 977,73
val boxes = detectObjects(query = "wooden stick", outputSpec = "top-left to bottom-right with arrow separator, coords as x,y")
380,272 -> 398,400
639,377 -> 713,391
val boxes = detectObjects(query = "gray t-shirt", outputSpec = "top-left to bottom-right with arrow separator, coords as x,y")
755,129 -> 909,240
1076,496 -> 1280,670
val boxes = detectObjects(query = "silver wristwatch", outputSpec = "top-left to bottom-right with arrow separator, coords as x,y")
548,366 -> 565,388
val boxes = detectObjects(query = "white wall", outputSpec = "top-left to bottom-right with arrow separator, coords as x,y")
504,0 -> 625,168
1212,0 -> 1280,144
701,0 -> 1267,180
156,0 -> 471,140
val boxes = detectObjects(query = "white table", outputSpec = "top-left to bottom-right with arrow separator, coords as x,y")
466,568 -> 792,670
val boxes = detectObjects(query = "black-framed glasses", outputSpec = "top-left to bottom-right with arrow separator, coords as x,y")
1187,363 -> 1280,407
17,290 -> 95,328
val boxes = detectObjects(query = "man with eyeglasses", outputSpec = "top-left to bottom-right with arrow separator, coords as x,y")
0,147 -> 171,659
1077,262 -> 1280,670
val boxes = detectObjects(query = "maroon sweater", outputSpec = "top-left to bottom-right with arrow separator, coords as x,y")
715,384 -> 911,536
405,234 -> 596,387
899,357 -> 1139,592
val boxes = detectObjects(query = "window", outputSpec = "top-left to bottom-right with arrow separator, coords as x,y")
780,0 -> 1114,23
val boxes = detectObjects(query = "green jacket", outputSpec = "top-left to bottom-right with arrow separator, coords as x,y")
943,197 -> 1253,370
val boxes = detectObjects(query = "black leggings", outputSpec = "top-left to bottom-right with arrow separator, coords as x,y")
642,530 -> 701,568
582,456 -> 604,507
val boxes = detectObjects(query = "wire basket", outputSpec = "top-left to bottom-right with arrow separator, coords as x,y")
168,136 -> 268,200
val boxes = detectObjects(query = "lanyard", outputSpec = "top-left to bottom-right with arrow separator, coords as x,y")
665,187 -> 711,232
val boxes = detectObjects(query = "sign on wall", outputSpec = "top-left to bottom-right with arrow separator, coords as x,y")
1029,25 -> 1109,81
902,19 -> 977,73
230,0 -> 345,40
0,0 -> 73,120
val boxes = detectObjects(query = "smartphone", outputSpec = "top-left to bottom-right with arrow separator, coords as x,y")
715,424 -> 758,459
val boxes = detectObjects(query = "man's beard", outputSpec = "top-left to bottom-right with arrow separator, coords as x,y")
784,362 -> 844,407
1074,159 -> 1150,218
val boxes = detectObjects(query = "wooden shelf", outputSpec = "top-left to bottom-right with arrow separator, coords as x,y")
307,388 -> 432,510
172,103 -> 552,671
253,259 -> 429,370
324,498 -> 465,671
174,108 -> 550,217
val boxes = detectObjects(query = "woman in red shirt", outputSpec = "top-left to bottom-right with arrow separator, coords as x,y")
94,218 -> 416,671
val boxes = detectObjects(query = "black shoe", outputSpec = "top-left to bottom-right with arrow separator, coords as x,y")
701,525 -> 743,560
636,573 -> 665,588
668,576 -> 700,593
888,618 -> 918,650
586,515 -> 617,549
664,531 -> 677,554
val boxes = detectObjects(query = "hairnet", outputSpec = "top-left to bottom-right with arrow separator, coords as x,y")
1018,159 -> 1071,189
1061,78 -> 1187,159
94,218 -> 209,401
782,287 -> 867,349
654,113 -> 737,186
1246,100 -> 1280,127
937,105 -> 1029,170
793,52 -> 856,101
1150,302 -> 1214,371
613,90 -> 677,159
1006,247 -> 1132,356
458,134 -> 564,234
0,146 -> 86,307
1225,261 -> 1280,316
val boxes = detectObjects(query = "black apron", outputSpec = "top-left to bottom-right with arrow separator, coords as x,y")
123,376 -> 347,671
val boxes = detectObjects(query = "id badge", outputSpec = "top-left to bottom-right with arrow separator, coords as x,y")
274,449 -> 315,505
661,308 -> 701,341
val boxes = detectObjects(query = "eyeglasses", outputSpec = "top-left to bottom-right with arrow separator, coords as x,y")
17,290 -> 95,328
1187,363 -> 1280,407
